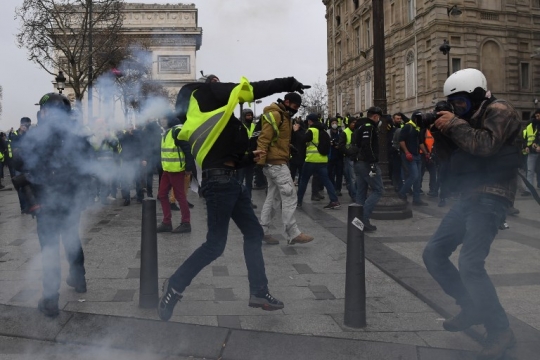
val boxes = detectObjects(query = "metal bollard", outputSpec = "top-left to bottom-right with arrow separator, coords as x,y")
344,203 -> 367,328
139,198 -> 159,308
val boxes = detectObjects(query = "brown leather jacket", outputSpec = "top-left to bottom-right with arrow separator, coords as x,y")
257,103 -> 292,165
439,98 -> 521,203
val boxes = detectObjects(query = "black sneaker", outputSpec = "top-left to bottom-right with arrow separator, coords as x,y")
170,203 -> 180,211
251,201 -> 258,209
123,199 -> 131,206
443,309 -> 483,332
364,222 -> 377,232
66,275 -> 87,293
248,291 -> 284,311
398,193 -> 408,202
172,222 -> 191,234
323,201 -> 341,209
188,201 -> 195,209
157,279 -> 182,321
310,195 -> 321,201
38,297 -> 59,318
157,222 -> 173,233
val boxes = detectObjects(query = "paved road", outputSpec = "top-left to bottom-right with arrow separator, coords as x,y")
0,177 -> 538,359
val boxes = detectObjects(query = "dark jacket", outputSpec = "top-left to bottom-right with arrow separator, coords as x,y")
437,97 -> 521,203
328,128 -> 343,161
141,121 -> 162,165
175,77 -> 302,170
352,118 -> 379,163
16,121 -> 95,213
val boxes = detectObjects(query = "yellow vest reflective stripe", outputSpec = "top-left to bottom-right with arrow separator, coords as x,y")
406,120 -> 420,132
305,128 -> 328,163
262,112 -> 280,145
7,130 -> 18,158
246,123 -> 256,138
161,126 -> 186,172
344,128 -> 353,149
524,124 -> 537,146
178,77 -> 254,167
0,150 -> 4,162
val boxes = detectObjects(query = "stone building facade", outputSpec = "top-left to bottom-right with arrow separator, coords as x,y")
323,0 -> 540,120
61,2 -> 202,123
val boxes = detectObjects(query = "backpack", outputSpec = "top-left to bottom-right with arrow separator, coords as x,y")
312,129 -> 331,156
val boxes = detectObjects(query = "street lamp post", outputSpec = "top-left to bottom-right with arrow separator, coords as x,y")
55,71 -> 66,94
439,39 -> 451,78
88,0 -> 93,123
371,0 -> 412,220
254,99 -> 262,117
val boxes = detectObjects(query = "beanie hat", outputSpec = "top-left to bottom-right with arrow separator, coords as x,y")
284,92 -> 302,106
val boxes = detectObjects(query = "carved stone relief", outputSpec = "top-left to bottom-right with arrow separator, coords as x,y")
158,55 -> 191,74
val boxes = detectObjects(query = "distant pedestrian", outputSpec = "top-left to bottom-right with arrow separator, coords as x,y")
296,113 -> 340,210
351,107 -> 384,232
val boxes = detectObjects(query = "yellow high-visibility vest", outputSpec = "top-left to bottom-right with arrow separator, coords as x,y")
161,126 -> 186,172
178,77 -> 254,167
305,128 -> 328,163
344,128 -> 353,149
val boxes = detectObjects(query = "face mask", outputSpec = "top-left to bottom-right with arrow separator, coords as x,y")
285,106 -> 298,117
331,124 -> 338,129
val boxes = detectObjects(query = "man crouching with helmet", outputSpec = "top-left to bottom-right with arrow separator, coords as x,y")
14,93 -> 94,317
422,69 -> 522,359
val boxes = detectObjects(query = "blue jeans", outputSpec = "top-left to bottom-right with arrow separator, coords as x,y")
169,175 -> 268,295
423,195 -> 509,332
399,154 -> 422,202
37,210 -> 85,300
343,158 -> 357,200
297,162 -> 338,204
354,162 -> 384,222
236,164 -> 254,200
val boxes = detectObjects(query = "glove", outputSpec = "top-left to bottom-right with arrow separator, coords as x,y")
290,78 -> 311,94
405,152 -> 414,162
369,164 -> 377,177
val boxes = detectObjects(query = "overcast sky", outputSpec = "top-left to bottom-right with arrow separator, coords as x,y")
0,0 -> 327,131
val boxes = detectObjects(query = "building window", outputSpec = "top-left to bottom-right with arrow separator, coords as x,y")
405,51 -> 416,98
354,77 -> 361,112
353,0 -> 359,10
355,27 -> 360,55
391,74 -> 397,100
407,0 -> 416,22
521,62 -> 530,89
346,38 -> 350,57
425,60 -> 432,90
336,4 -> 341,26
533,0 -> 540,8
390,3 -> 395,24
451,58 -> 461,73
338,42 -> 342,65
365,18 -> 372,48
365,72 -> 372,108
337,86 -> 343,115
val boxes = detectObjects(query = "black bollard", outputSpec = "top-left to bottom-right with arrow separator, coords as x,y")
344,203 -> 367,328
139,198 -> 159,308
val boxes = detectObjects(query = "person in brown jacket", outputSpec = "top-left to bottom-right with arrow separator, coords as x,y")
422,69 -> 521,360
257,93 -> 313,245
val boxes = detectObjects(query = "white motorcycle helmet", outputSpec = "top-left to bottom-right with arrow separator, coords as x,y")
443,68 -> 487,97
